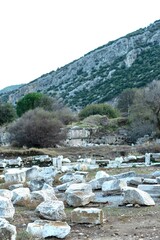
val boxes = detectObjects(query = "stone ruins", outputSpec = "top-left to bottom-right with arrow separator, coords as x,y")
0,152 -> 160,239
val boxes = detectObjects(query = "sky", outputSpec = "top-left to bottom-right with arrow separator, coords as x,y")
0,0 -> 160,90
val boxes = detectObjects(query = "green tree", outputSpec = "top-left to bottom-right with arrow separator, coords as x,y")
8,108 -> 66,148
0,103 -> 16,125
16,92 -> 44,117
79,103 -> 119,120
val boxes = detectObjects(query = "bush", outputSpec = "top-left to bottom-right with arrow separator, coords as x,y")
55,107 -> 77,125
128,120 -> 155,143
0,103 -> 16,125
78,103 -> 119,120
8,108 -> 66,148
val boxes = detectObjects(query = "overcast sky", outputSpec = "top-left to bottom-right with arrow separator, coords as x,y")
0,0 -> 160,90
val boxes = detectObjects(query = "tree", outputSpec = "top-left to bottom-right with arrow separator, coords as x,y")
8,108 -> 66,148
143,80 -> 160,129
16,92 -> 60,117
78,103 -> 119,120
117,88 -> 136,114
128,80 -> 160,141
0,103 -> 16,125
16,92 -> 44,117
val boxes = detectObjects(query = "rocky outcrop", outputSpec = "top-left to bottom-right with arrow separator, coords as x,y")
1,20 -> 160,109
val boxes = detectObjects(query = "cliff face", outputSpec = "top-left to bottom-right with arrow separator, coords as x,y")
1,20 -> 160,109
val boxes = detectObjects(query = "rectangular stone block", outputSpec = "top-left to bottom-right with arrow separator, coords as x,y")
71,208 -> 103,224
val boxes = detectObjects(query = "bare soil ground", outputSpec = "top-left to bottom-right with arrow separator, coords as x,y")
9,166 -> 160,240
12,188 -> 160,240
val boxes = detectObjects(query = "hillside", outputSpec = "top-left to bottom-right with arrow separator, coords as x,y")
1,19 -> 160,109
0,84 -> 24,94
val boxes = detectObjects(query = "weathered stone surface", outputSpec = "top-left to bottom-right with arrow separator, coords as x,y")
4,169 -> 26,183
0,196 -> 15,219
102,179 -> 127,196
9,184 -> 24,191
142,178 -> 157,184
151,171 -> 160,178
71,208 -> 103,224
0,218 -> 16,240
123,155 -> 137,162
127,177 -> 143,186
26,220 -> 71,239
0,189 -> 13,200
28,179 -> 45,191
75,163 -> 99,171
26,166 -> 57,185
138,184 -> 160,197
31,184 -> 57,202
59,172 -> 86,184
56,182 -> 73,191
122,187 -> 155,206
95,170 -> 109,179
4,157 -> 23,167
65,183 -> 95,207
113,171 -> 136,179
12,187 -> 31,205
89,176 -> 116,190
35,200 -> 66,220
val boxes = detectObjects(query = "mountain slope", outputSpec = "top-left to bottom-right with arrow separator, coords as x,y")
1,19 -> 160,109
0,84 -> 24,94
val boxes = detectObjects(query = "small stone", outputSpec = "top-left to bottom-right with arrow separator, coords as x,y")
78,232 -> 84,236
134,204 -> 140,208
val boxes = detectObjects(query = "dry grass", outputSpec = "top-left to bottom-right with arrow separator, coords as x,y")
0,146 -> 58,158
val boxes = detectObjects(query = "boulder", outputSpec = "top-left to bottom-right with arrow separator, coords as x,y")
4,157 -> 23,167
127,177 -> 143,186
151,171 -> 160,178
138,184 -> 160,197
12,187 -> 31,205
95,170 -> 109,179
56,182 -> 73,191
0,189 -> 13,200
31,184 -> 57,202
28,179 -> 45,191
9,184 -> 24,191
142,178 -> 157,184
102,179 -> 127,196
26,220 -> 71,239
89,176 -> 116,190
4,169 -> 26,183
71,208 -> 103,224
65,183 -> 95,207
0,196 -> 15,219
26,166 -> 58,185
35,200 -> 66,220
113,171 -> 136,179
0,218 -> 16,240
122,187 -> 155,206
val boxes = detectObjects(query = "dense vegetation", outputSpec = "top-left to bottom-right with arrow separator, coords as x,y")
62,45 -> 160,108
79,103 -> 119,120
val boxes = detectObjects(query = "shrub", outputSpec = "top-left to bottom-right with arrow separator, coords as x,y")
8,108 -> 66,148
128,120 -> 155,143
55,107 -> 77,125
78,103 -> 119,120
0,103 -> 16,125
